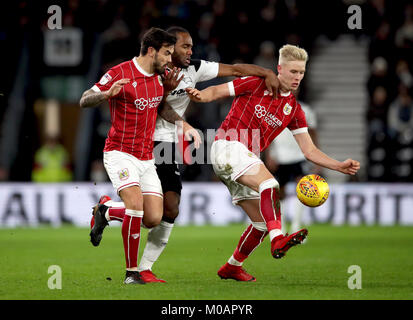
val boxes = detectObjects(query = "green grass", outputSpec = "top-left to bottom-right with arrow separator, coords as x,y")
0,224 -> 413,300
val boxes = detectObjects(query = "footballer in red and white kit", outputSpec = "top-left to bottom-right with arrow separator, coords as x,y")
91,58 -> 164,196
80,28 -> 183,285
187,44 -> 360,282
212,76 -> 307,204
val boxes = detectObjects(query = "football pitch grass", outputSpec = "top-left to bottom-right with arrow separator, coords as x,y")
1,224 -> 412,300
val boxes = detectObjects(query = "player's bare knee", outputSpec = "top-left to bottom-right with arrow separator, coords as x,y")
142,214 -> 162,228
164,205 -> 179,220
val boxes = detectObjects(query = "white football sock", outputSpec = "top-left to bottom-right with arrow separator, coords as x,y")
104,200 -> 124,208
291,197 -> 305,233
138,221 -> 174,272
269,229 -> 283,241
228,255 -> 243,266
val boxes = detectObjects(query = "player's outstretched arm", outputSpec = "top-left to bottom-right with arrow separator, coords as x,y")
158,101 -> 202,149
218,63 -> 279,97
79,79 -> 130,108
294,132 -> 360,175
185,83 -> 230,103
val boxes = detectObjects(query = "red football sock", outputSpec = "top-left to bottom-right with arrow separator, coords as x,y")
108,207 -> 125,222
260,187 -> 282,231
233,224 -> 268,262
121,210 -> 143,269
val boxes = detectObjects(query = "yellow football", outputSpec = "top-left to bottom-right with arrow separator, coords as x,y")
296,174 -> 330,207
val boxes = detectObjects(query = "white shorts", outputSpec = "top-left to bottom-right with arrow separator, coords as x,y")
103,150 -> 163,198
210,140 -> 262,205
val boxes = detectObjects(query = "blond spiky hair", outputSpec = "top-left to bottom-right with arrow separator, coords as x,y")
278,44 -> 308,65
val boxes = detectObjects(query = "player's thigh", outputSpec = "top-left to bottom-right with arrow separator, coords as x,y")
236,163 -> 274,193
142,194 -> 163,228
237,199 -> 264,223
119,186 -> 143,211
103,150 -> 142,196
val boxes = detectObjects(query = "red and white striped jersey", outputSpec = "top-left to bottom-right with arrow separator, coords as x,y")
92,58 -> 164,160
216,76 -> 308,154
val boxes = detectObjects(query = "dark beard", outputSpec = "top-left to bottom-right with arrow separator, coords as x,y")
154,54 -> 166,75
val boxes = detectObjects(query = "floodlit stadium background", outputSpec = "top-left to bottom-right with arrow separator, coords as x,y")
1,0 -> 413,227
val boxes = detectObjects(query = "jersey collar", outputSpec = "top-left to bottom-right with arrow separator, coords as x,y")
133,57 -> 154,77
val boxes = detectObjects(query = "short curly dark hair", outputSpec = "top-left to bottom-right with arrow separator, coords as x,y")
140,27 -> 177,55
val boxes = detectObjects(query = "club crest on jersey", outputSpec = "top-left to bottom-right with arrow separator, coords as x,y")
99,73 -> 112,85
118,168 -> 129,181
283,103 -> 292,115
132,81 -> 137,88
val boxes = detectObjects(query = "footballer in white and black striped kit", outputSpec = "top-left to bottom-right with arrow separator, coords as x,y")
90,26 -> 280,283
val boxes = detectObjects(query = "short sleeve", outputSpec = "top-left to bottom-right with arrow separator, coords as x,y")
92,67 -> 120,92
288,103 -> 308,135
230,76 -> 263,96
195,60 -> 219,82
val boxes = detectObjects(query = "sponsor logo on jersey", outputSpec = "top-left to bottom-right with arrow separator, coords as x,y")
134,96 -> 163,110
118,168 -> 129,181
169,88 -> 186,96
132,81 -> 137,88
254,105 -> 282,128
263,90 -> 270,96
254,105 -> 267,118
99,73 -> 112,85
283,103 -> 292,115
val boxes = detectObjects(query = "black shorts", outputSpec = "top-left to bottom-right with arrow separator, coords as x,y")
274,161 -> 307,188
154,141 -> 182,195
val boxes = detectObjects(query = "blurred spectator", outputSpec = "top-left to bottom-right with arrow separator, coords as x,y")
367,56 -> 395,99
366,86 -> 389,136
395,59 -> 413,89
32,134 -> 72,182
368,21 -> 393,62
364,0 -> 388,36
254,41 -> 277,71
394,3 -> 413,50
387,85 -> 413,138
162,0 -> 190,26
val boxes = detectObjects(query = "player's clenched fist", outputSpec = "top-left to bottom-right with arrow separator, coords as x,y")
338,159 -> 360,175
104,79 -> 130,99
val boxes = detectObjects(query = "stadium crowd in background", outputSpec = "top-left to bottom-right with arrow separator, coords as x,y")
365,0 -> 413,181
0,0 -> 412,183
